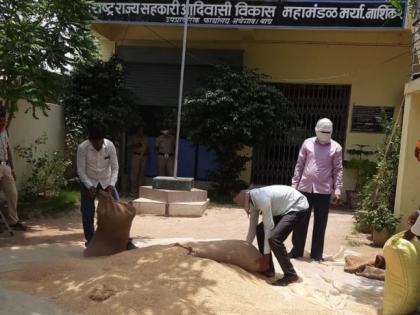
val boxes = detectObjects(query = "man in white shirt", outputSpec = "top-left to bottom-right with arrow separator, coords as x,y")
232,185 -> 308,286
77,123 -> 119,244
0,108 -> 27,231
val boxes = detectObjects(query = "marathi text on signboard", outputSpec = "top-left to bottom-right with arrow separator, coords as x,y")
93,0 -> 406,28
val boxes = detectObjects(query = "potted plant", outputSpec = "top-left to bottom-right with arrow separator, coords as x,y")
364,208 -> 400,246
354,209 -> 372,233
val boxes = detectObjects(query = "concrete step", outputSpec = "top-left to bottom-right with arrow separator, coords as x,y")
168,199 -> 210,217
132,198 -> 166,216
138,186 -> 207,203
132,198 -> 210,217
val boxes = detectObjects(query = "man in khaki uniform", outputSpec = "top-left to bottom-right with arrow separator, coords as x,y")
155,129 -> 175,176
128,128 -> 148,196
0,108 -> 27,231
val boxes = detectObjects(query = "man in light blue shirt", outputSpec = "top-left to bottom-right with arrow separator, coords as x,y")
232,185 -> 308,286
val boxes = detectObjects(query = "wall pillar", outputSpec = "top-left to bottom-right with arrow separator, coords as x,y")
394,85 -> 420,230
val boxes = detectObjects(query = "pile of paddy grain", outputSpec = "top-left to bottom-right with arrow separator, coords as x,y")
0,244 -> 368,315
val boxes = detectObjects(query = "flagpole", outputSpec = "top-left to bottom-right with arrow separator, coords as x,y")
173,0 -> 189,178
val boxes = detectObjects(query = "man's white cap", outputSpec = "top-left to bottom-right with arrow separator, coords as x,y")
315,118 -> 333,132
411,211 -> 420,236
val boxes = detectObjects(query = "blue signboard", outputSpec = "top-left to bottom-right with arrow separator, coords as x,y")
93,0 -> 406,29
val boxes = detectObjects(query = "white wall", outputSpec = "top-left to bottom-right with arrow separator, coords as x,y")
8,101 -> 65,190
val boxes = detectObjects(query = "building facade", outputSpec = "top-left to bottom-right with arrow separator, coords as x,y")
92,0 -> 411,200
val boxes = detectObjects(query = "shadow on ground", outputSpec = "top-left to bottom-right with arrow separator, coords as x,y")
0,210 -> 83,248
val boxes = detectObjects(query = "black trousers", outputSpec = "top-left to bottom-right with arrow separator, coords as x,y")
290,192 -> 331,260
256,210 -> 306,277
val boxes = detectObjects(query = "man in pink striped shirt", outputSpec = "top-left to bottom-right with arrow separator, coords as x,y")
289,118 -> 343,261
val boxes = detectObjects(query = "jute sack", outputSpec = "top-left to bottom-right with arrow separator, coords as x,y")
383,232 -> 420,315
181,240 -> 262,272
84,193 -> 136,257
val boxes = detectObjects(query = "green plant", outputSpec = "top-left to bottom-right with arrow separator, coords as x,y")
63,56 -> 141,156
18,190 -> 79,218
207,189 -> 235,205
14,133 -> 70,197
390,0 -> 415,18
345,158 -> 377,191
355,116 -> 401,233
0,0 -> 98,124
64,120 -> 85,163
183,65 -> 296,192
345,144 -> 376,191
364,208 -> 400,233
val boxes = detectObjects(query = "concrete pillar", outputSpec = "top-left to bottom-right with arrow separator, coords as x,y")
394,85 -> 420,230
99,39 -> 116,61
91,31 -> 116,61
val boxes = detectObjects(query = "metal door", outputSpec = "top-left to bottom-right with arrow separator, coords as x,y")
251,84 -> 350,185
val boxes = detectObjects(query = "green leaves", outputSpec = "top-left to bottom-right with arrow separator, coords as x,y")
345,158 -> 377,191
0,0 -> 98,119
389,0 -> 403,12
182,65 -> 296,192
62,56 -> 141,157
14,133 -> 70,198
364,208 -> 400,233
355,117 -> 402,233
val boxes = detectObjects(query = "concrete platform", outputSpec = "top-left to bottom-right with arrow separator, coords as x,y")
133,186 -> 209,217
139,186 -> 207,203
152,176 -> 194,190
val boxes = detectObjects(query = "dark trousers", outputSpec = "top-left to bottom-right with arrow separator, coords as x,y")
80,183 -> 119,242
256,211 -> 306,277
290,192 -> 330,260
